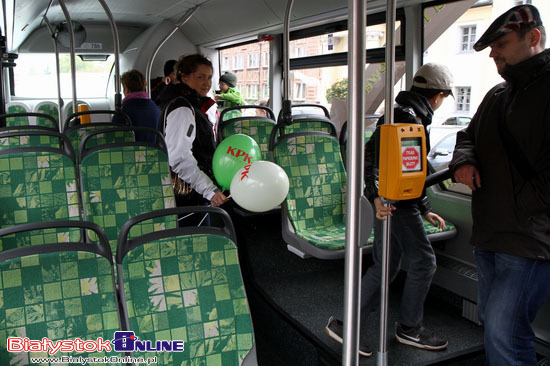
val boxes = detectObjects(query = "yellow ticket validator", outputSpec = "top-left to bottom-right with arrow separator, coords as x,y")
378,123 -> 427,201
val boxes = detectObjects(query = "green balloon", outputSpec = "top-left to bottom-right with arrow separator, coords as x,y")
213,134 -> 262,190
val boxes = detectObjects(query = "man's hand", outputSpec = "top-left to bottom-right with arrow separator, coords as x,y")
454,164 -> 481,191
373,197 -> 396,221
424,211 -> 446,229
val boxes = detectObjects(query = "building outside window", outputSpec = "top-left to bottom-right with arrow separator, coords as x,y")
460,25 -> 476,52
456,86 -> 471,112
233,55 -> 244,70
293,82 -> 306,101
222,56 -> 230,71
247,84 -> 259,100
248,53 -> 260,68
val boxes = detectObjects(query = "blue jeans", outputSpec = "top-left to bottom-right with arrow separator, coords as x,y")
475,249 -> 550,366
359,205 -> 436,330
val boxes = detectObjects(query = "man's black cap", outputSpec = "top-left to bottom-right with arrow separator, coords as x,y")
473,5 -> 543,52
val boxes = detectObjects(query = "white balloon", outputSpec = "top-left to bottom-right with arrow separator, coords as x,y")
230,161 -> 290,212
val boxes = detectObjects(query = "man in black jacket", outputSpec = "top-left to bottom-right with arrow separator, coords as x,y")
325,63 -> 452,355
449,5 -> 550,365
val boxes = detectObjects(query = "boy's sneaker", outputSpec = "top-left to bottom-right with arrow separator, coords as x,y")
394,322 -> 448,350
324,316 -> 372,357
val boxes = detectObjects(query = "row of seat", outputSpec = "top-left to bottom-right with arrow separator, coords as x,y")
217,104 -> 456,260
0,124 -> 257,365
5,100 -> 91,127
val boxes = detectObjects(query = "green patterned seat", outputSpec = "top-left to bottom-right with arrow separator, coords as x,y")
0,129 -> 64,150
34,101 -> 60,129
272,132 -> 359,259
64,123 -> 136,161
116,207 -> 256,365
5,103 -> 31,127
220,117 -> 276,160
0,145 -> 81,251
365,219 -> 457,245
0,221 -> 122,364
79,134 -> 176,251
282,116 -> 337,136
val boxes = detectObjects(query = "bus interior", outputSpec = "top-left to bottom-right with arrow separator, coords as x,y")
0,0 -> 549,365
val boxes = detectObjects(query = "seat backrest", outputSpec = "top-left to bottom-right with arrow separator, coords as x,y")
64,122 -> 135,161
79,128 -> 176,250
271,132 -> 347,232
4,103 -> 32,126
0,129 -> 65,150
0,143 -> 80,251
0,221 -> 122,364
116,207 -> 256,365
219,117 -> 276,160
33,101 -> 60,129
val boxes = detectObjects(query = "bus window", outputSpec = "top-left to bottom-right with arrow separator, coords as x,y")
219,40 -> 271,105
12,53 -> 114,98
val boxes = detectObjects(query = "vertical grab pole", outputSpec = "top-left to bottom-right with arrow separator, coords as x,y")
342,0 -> 366,364
145,7 -> 199,97
96,0 -> 121,112
56,0 -> 77,125
43,17 -> 64,130
377,0 -> 397,365
281,0 -> 294,125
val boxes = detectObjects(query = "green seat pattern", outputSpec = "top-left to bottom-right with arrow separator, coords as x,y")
221,119 -> 276,160
35,103 -> 59,129
220,109 -> 242,122
121,234 -> 254,365
283,121 -> 334,135
365,219 -> 457,245
0,151 -> 80,251
80,146 -> 176,250
273,134 -> 348,250
0,251 -> 121,364
0,132 -> 62,150
65,125 -> 135,160
5,105 -> 30,127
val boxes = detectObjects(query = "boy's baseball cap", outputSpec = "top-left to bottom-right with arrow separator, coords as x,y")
220,72 -> 238,87
473,5 -> 543,52
412,63 -> 454,95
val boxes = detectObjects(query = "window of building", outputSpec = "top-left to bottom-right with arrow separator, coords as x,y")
262,83 -> 269,98
222,56 -> 230,71
456,87 -> 471,112
248,53 -> 260,68
247,84 -> 259,100
262,52 -> 269,68
295,46 -> 307,58
233,55 -> 244,70
293,82 -> 306,101
460,25 -> 476,52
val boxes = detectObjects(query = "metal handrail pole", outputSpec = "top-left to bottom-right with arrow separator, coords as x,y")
56,0 -> 77,125
377,0 -> 397,364
342,0 -> 366,364
283,0 -> 294,101
97,0 -> 122,112
145,6 -> 199,97
43,17 -> 64,130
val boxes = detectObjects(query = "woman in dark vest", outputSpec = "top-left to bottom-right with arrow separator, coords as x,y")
163,54 -> 228,221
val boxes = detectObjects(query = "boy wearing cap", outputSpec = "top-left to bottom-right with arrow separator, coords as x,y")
450,4 -> 550,365
215,72 -> 244,108
325,63 -> 453,356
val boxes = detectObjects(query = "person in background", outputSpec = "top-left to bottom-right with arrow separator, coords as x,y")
151,59 -> 178,105
324,63 -> 453,357
214,72 -> 244,108
162,54 -> 228,219
113,69 -> 160,143
450,5 -> 550,365
256,98 -> 270,118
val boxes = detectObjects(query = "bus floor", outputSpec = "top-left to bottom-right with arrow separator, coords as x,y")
228,207 -> 486,366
